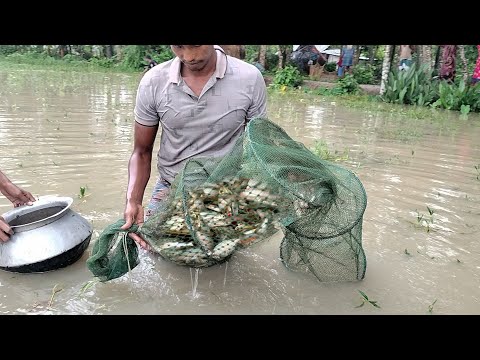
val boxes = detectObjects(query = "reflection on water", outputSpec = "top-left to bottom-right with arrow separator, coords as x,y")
1,68 -> 480,314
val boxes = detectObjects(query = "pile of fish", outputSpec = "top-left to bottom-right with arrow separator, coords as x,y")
144,177 -> 280,267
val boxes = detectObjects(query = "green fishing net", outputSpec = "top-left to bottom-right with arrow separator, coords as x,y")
87,118 -> 367,282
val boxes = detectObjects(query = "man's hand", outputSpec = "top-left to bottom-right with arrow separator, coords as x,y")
0,216 -> 13,242
0,182 -> 35,207
121,200 -> 151,251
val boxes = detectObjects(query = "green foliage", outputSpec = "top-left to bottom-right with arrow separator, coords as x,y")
62,53 -> 84,62
334,74 -> 360,94
310,140 -> 349,162
324,62 -> 336,72
152,46 -> 174,63
352,63 -> 376,84
309,75 -> 360,96
464,45 -> 479,63
460,104 -> 471,115
0,45 -> 18,56
119,45 -> 149,70
382,64 -> 439,106
355,290 -> 381,309
415,206 -> 435,232
382,61 -> 480,112
0,45 -> 175,72
265,47 -> 280,70
455,45 -> 478,79
245,45 -> 280,71
118,45 -> 173,71
272,65 -> 303,88
245,45 -> 259,63
5,51 -> 57,65
88,56 -> 116,68
432,80 -> 480,112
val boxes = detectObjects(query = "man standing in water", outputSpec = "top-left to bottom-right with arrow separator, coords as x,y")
121,45 -> 267,250
0,170 -> 35,242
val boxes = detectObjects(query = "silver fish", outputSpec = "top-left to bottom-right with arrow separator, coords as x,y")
192,227 -> 214,256
160,247 -> 212,267
211,238 -> 241,261
158,241 -> 194,251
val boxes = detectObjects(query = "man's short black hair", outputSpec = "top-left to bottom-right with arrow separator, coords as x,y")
145,55 -> 152,60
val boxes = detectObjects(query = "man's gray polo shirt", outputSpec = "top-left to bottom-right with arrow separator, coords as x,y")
134,46 -> 267,184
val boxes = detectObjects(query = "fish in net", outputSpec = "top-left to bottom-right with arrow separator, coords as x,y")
87,118 -> 367,283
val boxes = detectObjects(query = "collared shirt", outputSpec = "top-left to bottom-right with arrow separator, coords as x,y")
134,45 -> 267,184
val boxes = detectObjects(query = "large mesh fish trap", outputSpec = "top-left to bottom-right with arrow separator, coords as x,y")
87,118 -> 367,282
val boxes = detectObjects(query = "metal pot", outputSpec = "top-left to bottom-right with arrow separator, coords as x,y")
0,196 -> 92,273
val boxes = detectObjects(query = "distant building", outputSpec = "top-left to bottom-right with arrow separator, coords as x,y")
293,45 -> 371,64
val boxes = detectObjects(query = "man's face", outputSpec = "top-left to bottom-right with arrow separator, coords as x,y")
170,45 -> 215,72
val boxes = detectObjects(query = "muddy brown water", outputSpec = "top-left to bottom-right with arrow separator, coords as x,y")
1,68 -> 479,314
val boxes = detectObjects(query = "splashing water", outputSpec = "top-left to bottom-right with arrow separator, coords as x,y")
223,261 -> 228,287
190,268 -> 200,299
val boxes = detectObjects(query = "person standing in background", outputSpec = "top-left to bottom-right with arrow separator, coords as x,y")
398,45 -> 415,71
439,45 -> 457,82
340,45 -> 354,75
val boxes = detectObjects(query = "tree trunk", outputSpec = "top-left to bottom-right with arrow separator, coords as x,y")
114,45 -> 123,60
420,45 -> 432,72
219,45 -> 244,59
390,45 -> 398,68
390,45 -> 397,69
59,45 -> 67,58
368,45 -> 376,65
278,45 -> 284,69
431,45 -> 437,70
415,45 -> 422,68
285,46 -> 291,66
105,45 -> 114,58
259,45 -> 267,70
458,45 -> 469,82
277,45 -> 291,69
435,45 -> 443,75
353,45 -> 361,66
380,45 -> 393,95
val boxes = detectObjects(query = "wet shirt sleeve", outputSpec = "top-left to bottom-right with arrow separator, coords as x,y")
246,70 -> 267,122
